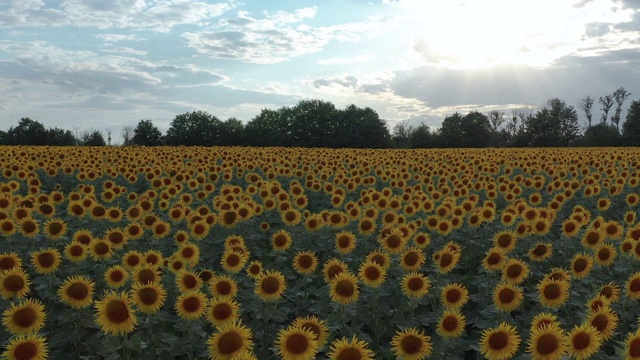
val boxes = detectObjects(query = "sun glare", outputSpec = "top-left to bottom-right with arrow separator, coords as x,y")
403,0 -> 634,69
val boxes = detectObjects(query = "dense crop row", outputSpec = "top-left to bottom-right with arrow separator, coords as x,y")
1,146 -> 640,359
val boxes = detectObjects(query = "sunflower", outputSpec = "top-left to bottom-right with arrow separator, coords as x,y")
441,283 -> 469,309
335,231 -> 357,255
537,278 -> 570,308
255,270 -> 286,302
0,253 -> 21,271
207,321 -> 254,360
94,290 -> 137,336
323,258 -> 348,283
483,248 -> 507,272
0,218 -> 17,236
133,263 -> 161,285
566,323 -> 602,360
502,258 -> 530,284
365,250 -> 391,271
151,219 -> 171,239
143,250 -> 163,267
272,229 -> 293,251
401,272 -> 431,299
246,261 -> 264,280
43,217 -> 67,240
378,227 -> 407,254
275,325 -> 319,360
412,232 -> 431,248
527,322 -> 568,360
327,335 -> 375,360
221,250 -> 247,273
281,208 -> 302,226
205,296 -> 240,327
400,246 -> 425,272
175,291 -> 207,320
129,281 -> 166,314
585,294 -> 610,313
436,309 -> 466,339
329,272 -> 360,305
530,312 -> 559,332
104,265 -> 129,288
1,334 -> 48,360
571,253 -> 594,279
358,260 -> 386,288
494,231 -> 517,253
189,220 -> 210,240
588,306 -> 619,340
125,222 -> 144,240
626,272 -> 640,300
2,298 -> 46,335
624,329 -> 640,360
598,282 -> 621,303
0,267 -> 31,299
479,322 -> 521,360
58,275 -> 94,309
176,269 -> 203,293
19,217 -> 39,238
581,228 -> 604,249
291,316 -> 329,348
119,250 -> 142,271
528,243 -> 553,261
596,197 -> 611,211
435,249 -> 460,274
104,228 -> 127,249
560,218 -> 581,237
168,257 -> 186,273
493,281 -> 524,312
357,216 -> 377,236
292,252 -> 318,275
546,268 -> 571,282
90,239 -> 113,261
391,327 -> 433,360
63,242 -> 87,263
209,275 -> 238,299
602,220 -> 624,240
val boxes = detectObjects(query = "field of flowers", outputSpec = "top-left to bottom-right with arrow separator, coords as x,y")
1,145 -> 640,360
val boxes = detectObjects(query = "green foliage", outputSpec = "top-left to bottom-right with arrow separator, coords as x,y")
436,111 -> 492,148
622,99 -> 640,146
525,98 -> 580,147
219,117 -> 246,146
133,119 -> 163,146
6,117 -> 48,145
82,130 -> 106,146
165,110 -> 223,146
580,123 -> 621,147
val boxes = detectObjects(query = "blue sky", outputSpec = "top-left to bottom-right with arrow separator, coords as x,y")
1,0 -> 640,143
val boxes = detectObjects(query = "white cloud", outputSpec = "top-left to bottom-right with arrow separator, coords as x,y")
94,34 -> 146,43
0,0 -> 235,31
317,54 -> 373,65
183,9 -> 388,64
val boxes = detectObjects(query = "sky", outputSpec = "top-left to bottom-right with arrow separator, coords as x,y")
1,0 -> 640,143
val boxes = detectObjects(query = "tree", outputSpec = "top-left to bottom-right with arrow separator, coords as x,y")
392,122 -> 415,148
599,94 -> 614,124
81,130 -> 106,146
612,87 -> 632,132
6,118 -> 47,145
121,126 -> 133,146
580,123 -> 621,147
133,119 -> 163,146
437,111 -> 492,148
245,108 -> 292,147
526,98 -> 579,147
487,110 -> 505,132
105,129 -> 112,146
0,130 -> 8,145
409,123 -> 433,148
333,105 -> 391,148
165,110 -> 223,146
289,100 -> 338,148
579,96 -> 595,128
46,127 -> 76,146
622,99 -> 640,146
219,118 -> 246,146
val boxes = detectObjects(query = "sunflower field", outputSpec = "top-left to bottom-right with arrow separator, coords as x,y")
1,145 -> 640,360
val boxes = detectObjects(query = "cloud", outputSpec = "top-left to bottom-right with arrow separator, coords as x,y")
183,8 -> 388,63
94,34 -> 146,43
317,54 -> 373,65
585,22 -> 611,37
0,0 -> 234,31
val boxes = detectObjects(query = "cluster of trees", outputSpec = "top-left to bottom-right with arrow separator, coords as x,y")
2,92 -> 640,148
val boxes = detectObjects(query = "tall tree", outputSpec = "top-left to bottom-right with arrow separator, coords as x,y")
487,110 -> 505,132
334,105 -> 391,148
165,110 -> 223,146
579,95 -> 595,128
612,87 -> 632,132
133,119 -> 163,146
219,117 -> 246,146
581,123 -> 621,147
46,127 -> 76,146
6,118 -> 47,145
437,111 -> 492,148
392,122 -> 415,148
81,130 -> 106,146
409,123 -> 432,148
289,100 -> 338,148
0,130 -> 7,145
526,98 -> 579,147
622,99 -> 640,146
121,126 -> 133,146
599,94 -> 614,124
245,108 -> 292,147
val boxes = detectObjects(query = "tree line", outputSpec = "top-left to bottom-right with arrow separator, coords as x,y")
2,92 -> 640,148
